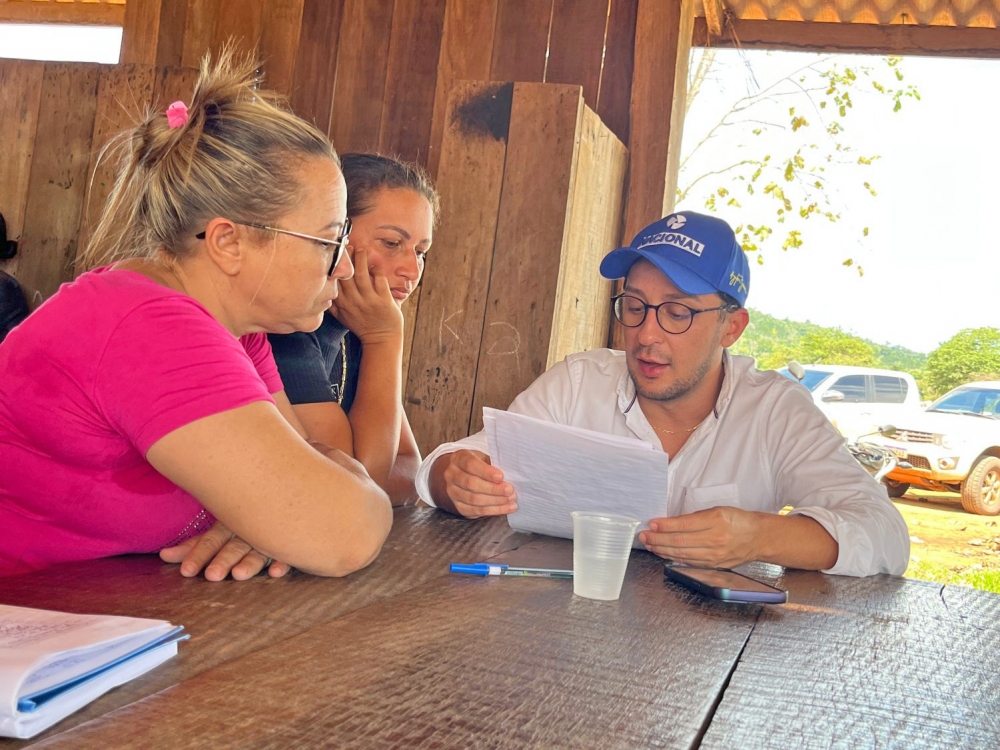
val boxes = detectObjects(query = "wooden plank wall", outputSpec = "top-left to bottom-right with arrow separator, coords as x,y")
0,60 -> 208,300
0,61 -> 45,286
4,63 -> 101,302
119,0 -> 637,173
2,0 -> 662,451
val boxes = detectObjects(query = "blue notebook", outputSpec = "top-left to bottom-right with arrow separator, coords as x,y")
1,605 -> 188,739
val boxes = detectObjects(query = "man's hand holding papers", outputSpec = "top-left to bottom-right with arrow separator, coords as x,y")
429,450 -> 518,518
482,409 -> 670,541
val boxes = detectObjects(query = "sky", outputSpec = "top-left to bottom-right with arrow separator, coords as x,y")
678,49 -> 1000,355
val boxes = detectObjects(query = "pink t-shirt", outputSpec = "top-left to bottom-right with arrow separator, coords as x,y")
0,267 -> 284,576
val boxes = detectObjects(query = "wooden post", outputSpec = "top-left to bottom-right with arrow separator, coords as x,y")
613,0 -> 695,350
622,0 -> 695,243
405,80 -> 627,449
467,82 -> 586,433
404,81 -> 513,452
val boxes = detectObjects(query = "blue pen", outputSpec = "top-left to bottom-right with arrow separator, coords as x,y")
450,562 -> 573,579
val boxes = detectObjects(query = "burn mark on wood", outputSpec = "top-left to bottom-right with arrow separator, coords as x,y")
450,82 -> 513,142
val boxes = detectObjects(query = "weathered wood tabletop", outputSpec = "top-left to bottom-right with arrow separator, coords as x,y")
3,507 -> 998,749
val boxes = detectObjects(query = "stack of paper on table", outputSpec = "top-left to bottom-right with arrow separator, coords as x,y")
484,407 -> 670,544
0,604 -> 188,739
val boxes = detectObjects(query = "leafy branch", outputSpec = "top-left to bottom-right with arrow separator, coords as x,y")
679,52 -> 921,272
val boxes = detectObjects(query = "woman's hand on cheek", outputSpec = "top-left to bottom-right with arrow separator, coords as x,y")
328,246 -> 403,346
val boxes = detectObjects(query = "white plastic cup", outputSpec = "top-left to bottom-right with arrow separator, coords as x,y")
571,511 -> 640,600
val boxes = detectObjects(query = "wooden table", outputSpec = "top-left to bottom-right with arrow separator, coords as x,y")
3,507 -> 998,749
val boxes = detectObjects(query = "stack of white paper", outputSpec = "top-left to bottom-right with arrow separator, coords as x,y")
0,605 -> 187,739
484,408 -> 671,544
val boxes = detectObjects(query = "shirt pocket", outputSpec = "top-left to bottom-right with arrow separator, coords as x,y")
680,484 -> 740,515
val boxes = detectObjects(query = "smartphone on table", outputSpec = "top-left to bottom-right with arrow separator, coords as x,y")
664,564 -> 787,604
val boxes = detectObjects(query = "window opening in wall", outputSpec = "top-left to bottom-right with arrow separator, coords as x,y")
0,24 -> 122,64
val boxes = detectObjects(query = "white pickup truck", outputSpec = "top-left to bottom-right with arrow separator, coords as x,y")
779,363 -> 923,440
866,381 -> 1000,516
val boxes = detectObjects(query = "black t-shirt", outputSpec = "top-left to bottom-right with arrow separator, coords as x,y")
0,271 -> 29,343
268,313 -> 363,412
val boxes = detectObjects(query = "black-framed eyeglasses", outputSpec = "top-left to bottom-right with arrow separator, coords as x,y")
196,218 -> 352,276
612,294 -> 738,335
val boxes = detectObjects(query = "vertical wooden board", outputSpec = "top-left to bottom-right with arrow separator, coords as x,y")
426,0 -> 499,177
181,0 -> 222,68
547,106 -> 626,367
545,0 -> 609,109
289,0 -> 345,129
623,0 -> 694,243
662,0 -> 695,217
155,0 -> 193,67
77,64 -> 158,271
0,60 -> 44,278
254,0 -> 305,98
403,80 -> 512,451
328,0 -> 395,152
469,82 -> 584,435
153,65 -> 201,109
211,0 -> 265,59
17,64 -> 101,302
399,284 -> 421,403
615,0 -> 693,351
376,0 -> 447,165
596,0 -> 638,144
489,0 -> 553,83
120,0 -> 163,65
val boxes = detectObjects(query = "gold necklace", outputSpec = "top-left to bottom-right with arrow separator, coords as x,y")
652,421 -> 701,435
337,337 -> 348,405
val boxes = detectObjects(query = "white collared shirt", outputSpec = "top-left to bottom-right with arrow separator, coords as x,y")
415,349 -> 910,577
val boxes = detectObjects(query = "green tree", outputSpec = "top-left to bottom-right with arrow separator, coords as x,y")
679,52 -> 920,272
924,327 -> 1000,399
754,344 -> 800,371
732,309 -> 926,374
799,329 -> 878,366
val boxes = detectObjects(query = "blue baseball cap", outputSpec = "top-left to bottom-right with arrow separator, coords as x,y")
599,211 -> 750,307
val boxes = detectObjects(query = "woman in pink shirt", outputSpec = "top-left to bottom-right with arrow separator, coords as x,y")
0,50 -> 393,579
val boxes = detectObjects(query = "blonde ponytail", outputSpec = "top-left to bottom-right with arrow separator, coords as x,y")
81,46 -> 338,270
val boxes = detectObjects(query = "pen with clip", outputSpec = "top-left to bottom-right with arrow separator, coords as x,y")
450,562 -> 573,579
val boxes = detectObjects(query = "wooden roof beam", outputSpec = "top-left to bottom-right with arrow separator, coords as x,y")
0,1 -> 125,27
694,16 -> 1000,59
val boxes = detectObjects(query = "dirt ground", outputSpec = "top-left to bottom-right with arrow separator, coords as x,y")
893,489 -> 1000,575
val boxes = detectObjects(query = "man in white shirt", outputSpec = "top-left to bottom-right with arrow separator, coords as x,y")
415,211 -> 909,576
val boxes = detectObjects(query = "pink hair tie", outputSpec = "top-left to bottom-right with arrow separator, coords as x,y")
166,100 -> 189,129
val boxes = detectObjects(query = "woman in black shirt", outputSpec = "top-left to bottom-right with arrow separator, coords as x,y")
268,154 -> 438,504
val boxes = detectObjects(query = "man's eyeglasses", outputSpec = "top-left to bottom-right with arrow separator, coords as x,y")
612,294 -> 738,335
196,219 -> 352,276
